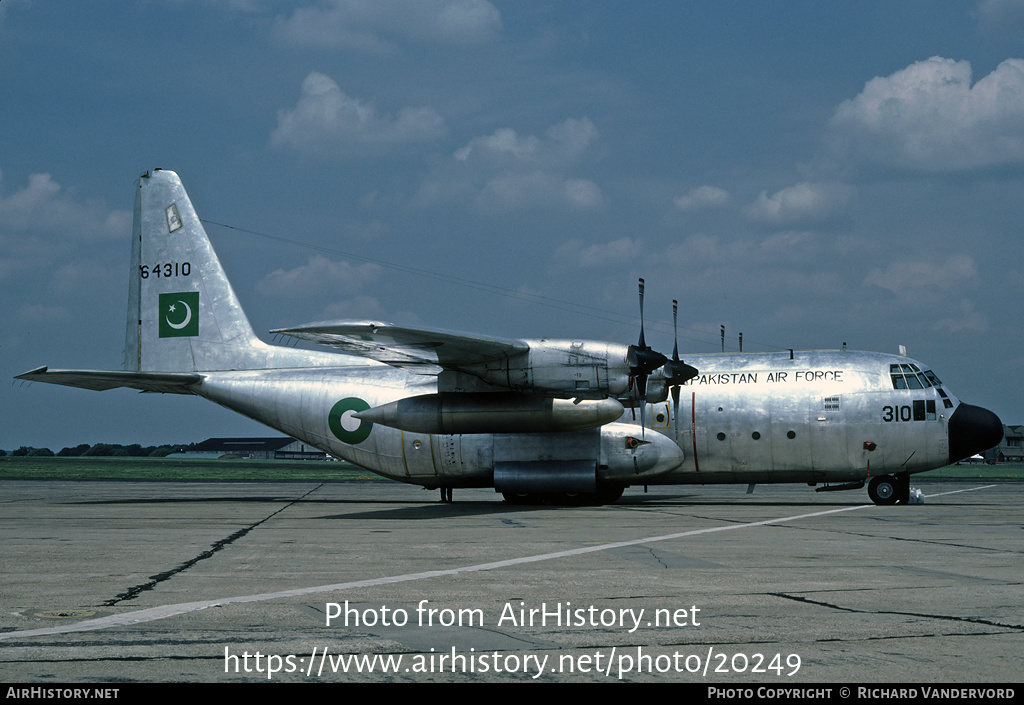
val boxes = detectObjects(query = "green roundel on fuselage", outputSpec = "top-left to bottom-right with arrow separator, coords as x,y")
328,397 -> 373,444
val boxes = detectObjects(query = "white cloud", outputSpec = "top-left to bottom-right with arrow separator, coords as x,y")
322,295 -> 385,320
828,56 -> 1024,172
564,179 -> 604,208
665,233 -> 748,266
271,72 -> 445,157
556,237 -> 640,268
257,255 -> 383,297
864,254 -> 977,293
417,117 -> 605,210
51,260 -> 120,296
673,185 -> 730,211
976,0 -> 1024,39
478,172 -> 604,210
0,171 -> 130,240
933,299 -> 989,333
273,0 -> 501,53
744,182 -> 852,227
454,118 -> 599,169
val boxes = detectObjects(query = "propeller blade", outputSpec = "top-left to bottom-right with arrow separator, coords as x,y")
638,278 -> 647,349
671,383 -> 680,442
664,298 -> 697,441
627,280 -> 667,377
672,299 -> 679,363
626,279 -> 667,438
662,299 -> 697,384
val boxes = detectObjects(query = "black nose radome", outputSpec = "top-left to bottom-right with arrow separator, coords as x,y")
948,403 -> 1003,463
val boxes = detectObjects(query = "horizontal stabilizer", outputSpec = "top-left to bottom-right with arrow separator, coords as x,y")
15,367 -> 201,394
272,321 -> 528,368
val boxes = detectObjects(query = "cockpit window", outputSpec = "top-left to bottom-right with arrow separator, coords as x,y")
890,364 -> 936,389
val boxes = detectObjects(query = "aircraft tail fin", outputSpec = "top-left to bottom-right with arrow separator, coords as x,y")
124,169 -> 267,372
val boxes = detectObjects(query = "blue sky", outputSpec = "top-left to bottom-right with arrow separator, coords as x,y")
3,1 -> 1023,449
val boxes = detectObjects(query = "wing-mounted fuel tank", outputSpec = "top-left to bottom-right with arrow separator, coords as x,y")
599,423 -> 684,483
356,392 -> 624,434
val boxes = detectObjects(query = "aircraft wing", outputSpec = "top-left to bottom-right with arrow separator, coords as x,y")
15,367 -> 202,394
271,321 -> 530,368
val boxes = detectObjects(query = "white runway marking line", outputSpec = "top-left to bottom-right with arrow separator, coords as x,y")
0,484 -> 995,640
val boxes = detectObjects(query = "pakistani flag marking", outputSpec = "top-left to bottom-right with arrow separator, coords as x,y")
158,291 -> 199,338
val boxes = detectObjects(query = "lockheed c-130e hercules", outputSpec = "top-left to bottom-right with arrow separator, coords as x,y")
17,170 -> 1004,506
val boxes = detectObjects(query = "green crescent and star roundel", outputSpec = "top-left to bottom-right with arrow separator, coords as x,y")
158,291 -> 200,338
329,397 -> 373,444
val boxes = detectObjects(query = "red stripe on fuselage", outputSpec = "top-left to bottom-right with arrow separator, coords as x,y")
691,392 -> 700,472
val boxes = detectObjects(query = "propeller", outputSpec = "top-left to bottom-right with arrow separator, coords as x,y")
662,299 -> 699,438
626,279 -> 667,435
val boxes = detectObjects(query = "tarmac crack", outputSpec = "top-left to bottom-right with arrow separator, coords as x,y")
645,546 -> 669,569
769,592 -> 1024,632
102,484 -> 325,607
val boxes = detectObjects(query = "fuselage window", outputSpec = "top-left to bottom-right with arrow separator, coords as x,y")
936,388 -> 954,409
913,400 -> 926,421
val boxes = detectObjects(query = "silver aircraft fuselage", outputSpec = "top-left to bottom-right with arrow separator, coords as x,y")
191,346 -> 991,492
17,170 -> 1003,505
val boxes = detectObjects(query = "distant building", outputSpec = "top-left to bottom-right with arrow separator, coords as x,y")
171,428 -> 1023,464
989,424 -> 1023,463
173,437 -> 331,461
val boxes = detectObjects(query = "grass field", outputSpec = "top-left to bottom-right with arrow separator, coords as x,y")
1,455 -> 1021,482
0,455 -> 384,482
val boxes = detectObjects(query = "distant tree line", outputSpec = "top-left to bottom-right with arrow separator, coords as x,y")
5,443 -> 197,458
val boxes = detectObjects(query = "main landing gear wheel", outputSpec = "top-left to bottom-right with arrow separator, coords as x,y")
868,474 -> 908,505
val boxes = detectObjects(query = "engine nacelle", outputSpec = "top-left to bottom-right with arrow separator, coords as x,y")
644,376 -> 669,403
356,392 -> 624,435
463,339 -> 632,399
642,361 -> 700,404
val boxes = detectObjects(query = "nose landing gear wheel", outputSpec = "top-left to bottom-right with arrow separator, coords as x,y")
868,475 -> 899,505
